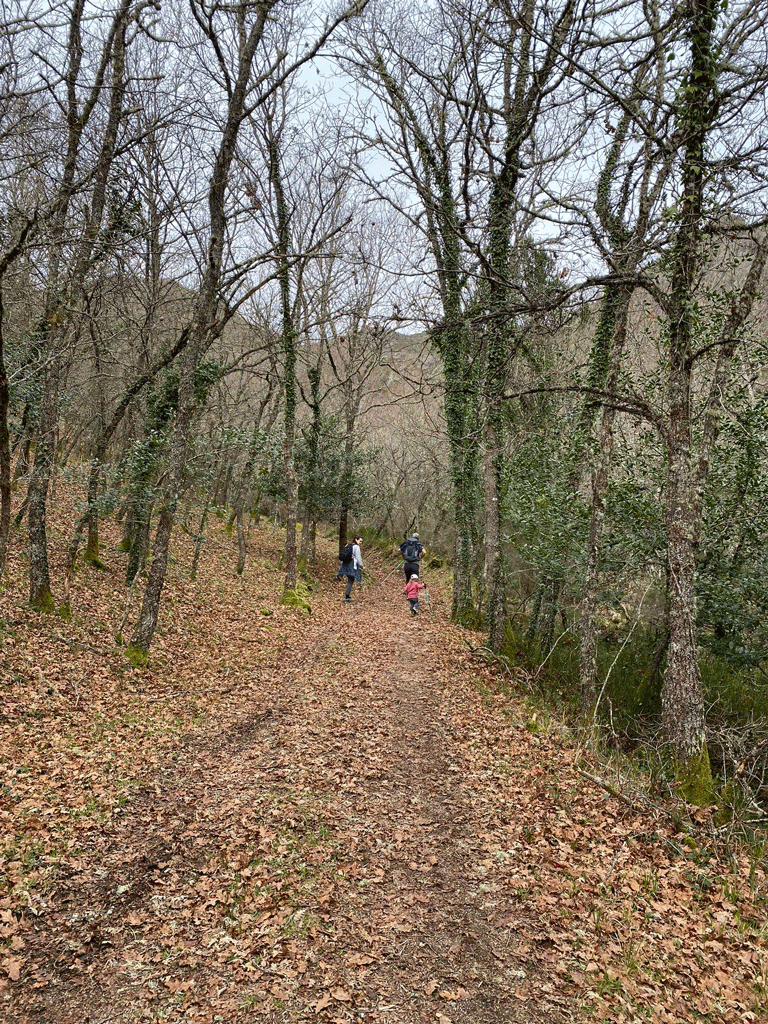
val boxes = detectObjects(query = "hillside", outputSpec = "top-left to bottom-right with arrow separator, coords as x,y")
1,496 -> 767,1023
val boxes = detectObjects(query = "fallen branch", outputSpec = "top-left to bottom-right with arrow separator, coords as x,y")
143,682 -> 251,703
576,767 -> 637,807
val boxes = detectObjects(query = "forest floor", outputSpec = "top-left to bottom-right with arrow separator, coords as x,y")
1,502 -> 767,1024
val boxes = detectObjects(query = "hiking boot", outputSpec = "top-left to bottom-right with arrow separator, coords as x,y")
410,606 -> 418,614
344,597 -> 352,603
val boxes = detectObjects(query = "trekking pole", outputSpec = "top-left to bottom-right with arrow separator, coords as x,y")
379,560 -> 404,585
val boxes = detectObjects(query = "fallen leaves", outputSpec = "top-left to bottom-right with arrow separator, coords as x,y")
1,497 -> 766,1024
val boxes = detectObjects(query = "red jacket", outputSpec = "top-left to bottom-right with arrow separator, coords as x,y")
405,579 -> 426,600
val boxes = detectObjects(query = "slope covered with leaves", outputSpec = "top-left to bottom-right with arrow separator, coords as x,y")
1,497 -> 767,1023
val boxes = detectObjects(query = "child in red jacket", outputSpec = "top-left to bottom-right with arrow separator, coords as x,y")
405,573 -> 426,615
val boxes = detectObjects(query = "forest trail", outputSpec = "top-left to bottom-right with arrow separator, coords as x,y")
4,538 -> 767,1024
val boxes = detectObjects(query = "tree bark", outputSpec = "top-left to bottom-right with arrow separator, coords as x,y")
660,0 -> 719,802
267,129 -> 300,594
131,1 -> 277,656
579,287 -> 632,706
0,216 -> 36,576
28,0 -> 133,609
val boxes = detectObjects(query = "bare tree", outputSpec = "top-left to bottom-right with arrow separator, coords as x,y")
67,31 -> 197,575
340,0 -> 591,644
338,0 -> 482,620
129,0 -> 369,657
17,0 -> 157,609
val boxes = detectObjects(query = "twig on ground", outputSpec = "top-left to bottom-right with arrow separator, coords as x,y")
143,682 -> 247,702
51,635 -> 117,658
576,767 -> 638,808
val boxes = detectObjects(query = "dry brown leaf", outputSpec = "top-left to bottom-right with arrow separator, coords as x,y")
314,991 -> 333,1013
438,986 -> 467,1000
3,959 -> 22,982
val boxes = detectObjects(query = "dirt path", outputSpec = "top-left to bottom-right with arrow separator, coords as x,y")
9,551 -> 766,1024
8,567 -> 573,1024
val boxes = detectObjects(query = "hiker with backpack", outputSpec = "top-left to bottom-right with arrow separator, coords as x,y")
399,532 -> 425,582
337,536 -> 364,603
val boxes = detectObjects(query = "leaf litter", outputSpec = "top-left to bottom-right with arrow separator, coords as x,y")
1,502 -> 767,1023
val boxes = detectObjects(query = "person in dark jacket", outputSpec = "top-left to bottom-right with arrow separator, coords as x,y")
339,536 -> 364,603
399,532 -> 425,582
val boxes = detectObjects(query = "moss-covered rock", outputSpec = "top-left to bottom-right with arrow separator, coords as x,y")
125,645 -> 149,668
281,590 -> 311,613
281,579 -> 311,614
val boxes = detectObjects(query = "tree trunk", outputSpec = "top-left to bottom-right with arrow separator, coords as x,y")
125,484 -> 155,585
236,507 -> 247,576
338,380 -> 360,557
27,356 -> 60,611
338,507 -> 349,553
300,365 -> 323,567
28,1 -> 131,607
299,504 -> 311,566
660,0 -> 718,803
0,305 -> 11,577
129,2 -> 279,658
663,457 -> 712,802
267,129 -> 300,594
440,327 -> 478,624
483,382 -> 505,650
579,287 -> 632,706
539,573 -> 562,657
0,217 -> 36,576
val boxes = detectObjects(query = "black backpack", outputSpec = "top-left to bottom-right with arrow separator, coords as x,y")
339,542 -> 354,562
402,539 -> 420,561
